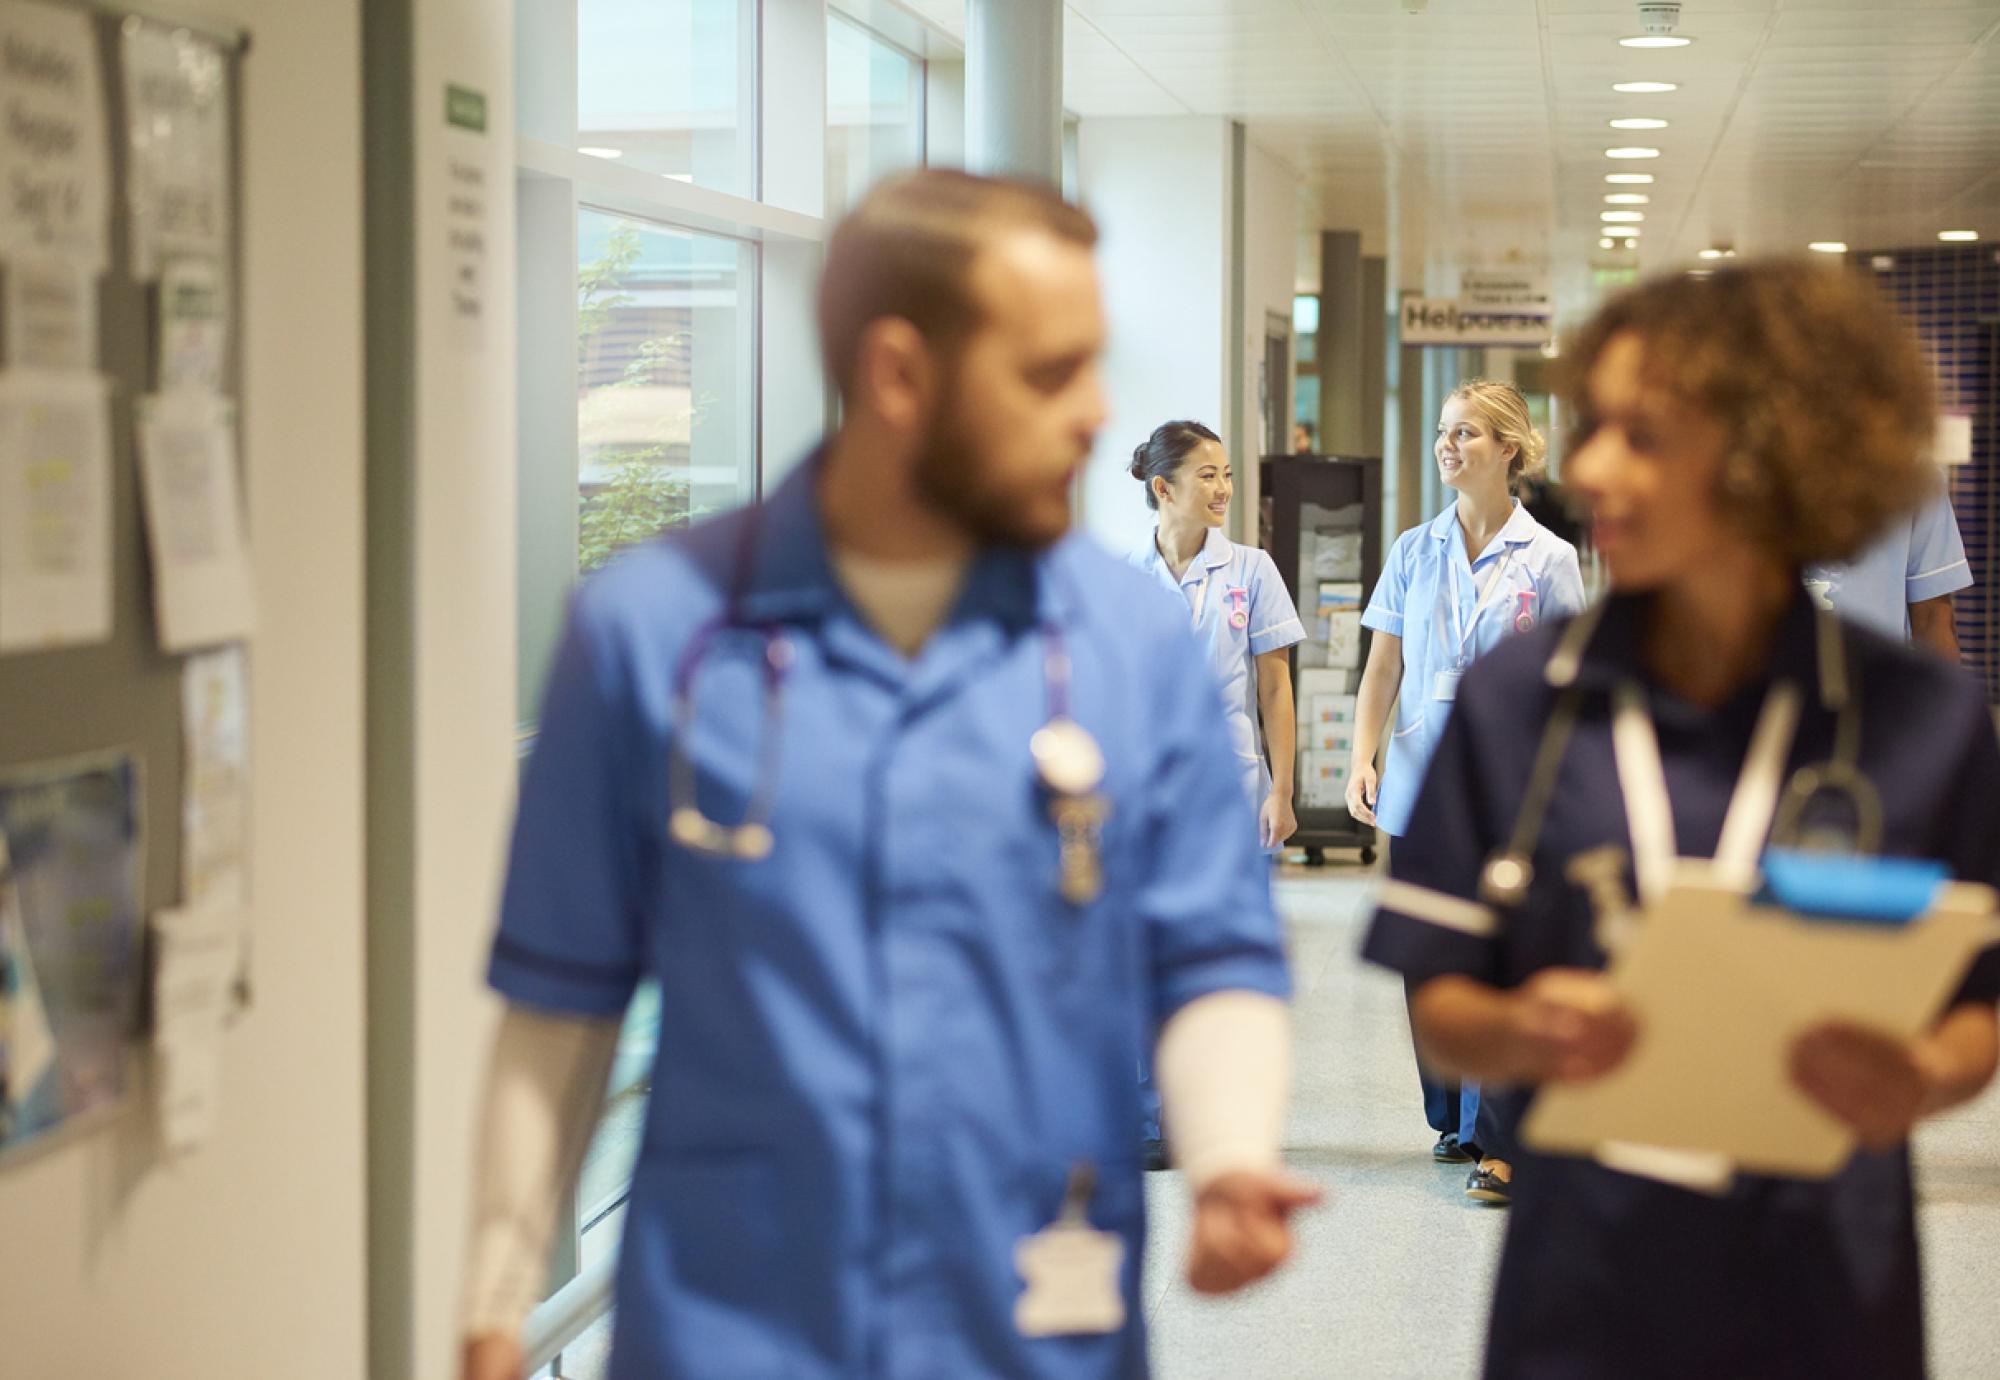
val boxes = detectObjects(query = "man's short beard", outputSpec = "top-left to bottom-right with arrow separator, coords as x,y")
911,375 -> 1066,551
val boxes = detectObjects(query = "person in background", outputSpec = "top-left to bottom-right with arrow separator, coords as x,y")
1347,380 -> 1587,1204
1806,488 -> 1970,660
1366,260 -> 2000,1380
1125,419 -> 1306,1169
459,170 -> 1318,1380
1294,420 -> 1316,455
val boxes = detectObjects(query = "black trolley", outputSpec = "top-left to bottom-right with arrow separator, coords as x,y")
1259,455 -> 1385,866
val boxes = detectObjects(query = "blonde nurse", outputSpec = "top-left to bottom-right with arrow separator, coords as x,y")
1347,380 -> 1586,1203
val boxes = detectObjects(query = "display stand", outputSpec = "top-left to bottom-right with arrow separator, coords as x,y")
1259,455 -> 1383,865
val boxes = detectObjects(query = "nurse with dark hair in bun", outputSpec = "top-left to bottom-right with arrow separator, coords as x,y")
1125,420 -> 1306,1169
1127,421 -> 1307,851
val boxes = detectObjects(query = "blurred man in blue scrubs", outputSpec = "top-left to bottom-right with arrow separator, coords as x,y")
459,170 -> 1318,1380
1807,488 -> 1970,659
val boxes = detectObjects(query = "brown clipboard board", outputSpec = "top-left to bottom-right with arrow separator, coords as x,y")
1522,863 -> 2000,1181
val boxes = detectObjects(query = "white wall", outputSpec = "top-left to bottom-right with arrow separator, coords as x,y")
1240,138 -> 1301,529
1075,116 -> 1232,558
0,1 -> 370,1376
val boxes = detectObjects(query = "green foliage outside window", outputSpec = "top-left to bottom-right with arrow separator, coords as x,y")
576,221 -> 712,573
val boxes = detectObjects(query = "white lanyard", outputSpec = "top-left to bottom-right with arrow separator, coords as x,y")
1610,679 -> 1805,905
1440,547 -> 1518,670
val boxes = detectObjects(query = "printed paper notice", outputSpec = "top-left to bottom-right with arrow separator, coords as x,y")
0,370 -> 111,652
120,18 -> 230,279
157,254 -> 226,391
444,84 -> 490,348
3,254 -> 97,368
182,646 -> 248,906
0,1 -> 111,271
137,391 -> 255,651
151,902 -> 238,1153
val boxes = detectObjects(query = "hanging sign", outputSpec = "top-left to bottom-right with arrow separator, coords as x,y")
1401,294 -> 1553,348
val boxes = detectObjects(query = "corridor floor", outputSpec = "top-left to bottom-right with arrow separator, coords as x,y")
1141,864 -> 2000,1380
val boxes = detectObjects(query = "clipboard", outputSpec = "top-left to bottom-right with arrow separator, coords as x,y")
1522,861 -> 2000,1182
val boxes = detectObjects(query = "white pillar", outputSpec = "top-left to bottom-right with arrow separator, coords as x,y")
965,0 -> 1062,184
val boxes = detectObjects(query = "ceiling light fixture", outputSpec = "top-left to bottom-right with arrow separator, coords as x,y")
1604,194 -> 1651,205
1600,238 -> 1616,249
1602,211 -> 1646,223
1697,248 -> 1736,260
1606,147 -> 1662,159
1621,34 -> 1692,47
1605,173 -> 1655,185
1610,118 -> 1668,130
580,147 -> 624,159
1607,226 -> 1643,237
1809,242 -> 1848,254
1939,230 -> 1979,242
1612,81 -> 1678,94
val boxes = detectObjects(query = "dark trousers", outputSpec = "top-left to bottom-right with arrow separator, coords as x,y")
1407,977 -> 1512,1160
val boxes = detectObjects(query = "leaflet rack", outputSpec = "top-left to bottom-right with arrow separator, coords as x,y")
1258,455 -> 1384,865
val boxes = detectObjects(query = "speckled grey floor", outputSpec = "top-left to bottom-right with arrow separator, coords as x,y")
541,865 -> 2000,1379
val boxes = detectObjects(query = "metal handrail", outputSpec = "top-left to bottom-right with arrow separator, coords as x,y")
523,1252 -> 619,1376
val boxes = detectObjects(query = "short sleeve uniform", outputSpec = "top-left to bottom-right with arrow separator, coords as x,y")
1362,589 -> 2000,1380
1807,490 -> 1971,639
1360,501 -> 1587,838
491,459 -> 1290,1380
1126,528 -> 1306,817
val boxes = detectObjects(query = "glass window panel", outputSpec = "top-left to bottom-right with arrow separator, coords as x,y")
577,208 -> 756,573
826,13 -> 924,219
578,0 -> 751,195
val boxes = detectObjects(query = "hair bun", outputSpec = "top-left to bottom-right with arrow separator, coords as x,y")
1129,444 -> 1148,481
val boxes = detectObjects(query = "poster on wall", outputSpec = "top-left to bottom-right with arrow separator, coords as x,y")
0,752 -> 144,1158
119,18 -> 231,280
0,0 -> 111,273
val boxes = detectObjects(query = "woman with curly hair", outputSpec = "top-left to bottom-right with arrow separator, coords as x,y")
1362,260 -> 2000,1379
1348,379 -> 1587,1202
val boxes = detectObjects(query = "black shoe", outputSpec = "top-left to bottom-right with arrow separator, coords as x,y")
1432,1133 -> 1477,1164
1465,1160 -> 1512,1205
1143,1137 -> 1171,1172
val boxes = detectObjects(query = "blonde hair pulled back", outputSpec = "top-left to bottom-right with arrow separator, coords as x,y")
1447,379 -> 1547,488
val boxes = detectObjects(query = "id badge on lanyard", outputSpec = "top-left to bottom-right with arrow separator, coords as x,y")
1435,550 -> 1517,701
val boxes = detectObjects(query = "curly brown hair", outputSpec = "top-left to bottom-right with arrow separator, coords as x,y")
1554,260 -> 1937,567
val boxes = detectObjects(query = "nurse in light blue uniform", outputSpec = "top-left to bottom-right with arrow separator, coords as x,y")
1806,488 -> 1970,658
1348,380 -> 1586,1202
1121,420 -> 1304,1167
1125,421 -> 1307,848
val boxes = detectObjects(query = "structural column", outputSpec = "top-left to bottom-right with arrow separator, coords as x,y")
965,0 -> 1062,184
1317,229 -> 1365,456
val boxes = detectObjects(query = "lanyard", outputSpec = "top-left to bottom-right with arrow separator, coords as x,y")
1610,679 -> 1804,905
1439,546 -> 1518,670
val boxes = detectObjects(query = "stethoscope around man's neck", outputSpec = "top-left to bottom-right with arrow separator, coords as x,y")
1477,599 -> 1879,913
666,492 -> 1106,861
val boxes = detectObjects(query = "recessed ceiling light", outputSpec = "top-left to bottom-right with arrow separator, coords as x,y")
1604,194 -> 1651,205
1871,255 -> 1896,271
1600,238 -> 1616,249
1606,147 -> 1662,160
1607,226 -> 1643,237
1605,173 -> 1656,185
1610,118 -> 1669,130
1697,248 -> 1739,261
1620,35 -> 1693,48
1613,81 -> 1679,94
1602,211 -> 1645,223
1808,242 -> 1848,254
1939,230 -> 1979,242
1689,268 -> 1713,278
580,146 -> 625,159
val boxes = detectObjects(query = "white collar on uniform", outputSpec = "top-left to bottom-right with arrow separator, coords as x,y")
1428,498 -> 1538,563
